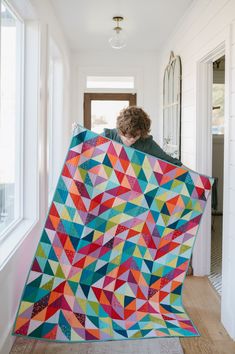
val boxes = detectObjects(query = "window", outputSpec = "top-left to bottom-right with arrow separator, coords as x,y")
212,56 -> 225,135
212,84 -> 224,135
86,76 -> 134,89
0,1 -> 24,237
163,51 -> 182,160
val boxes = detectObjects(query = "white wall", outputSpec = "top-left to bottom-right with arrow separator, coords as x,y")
157,0 -> 235,340
71,50 -> 161,142
0,1 -> 72,353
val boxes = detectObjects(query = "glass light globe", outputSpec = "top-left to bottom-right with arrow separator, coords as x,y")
109,29 -> 127,49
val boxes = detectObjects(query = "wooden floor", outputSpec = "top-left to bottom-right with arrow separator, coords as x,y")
11,276 -> 235,354
180,276 -> 235,354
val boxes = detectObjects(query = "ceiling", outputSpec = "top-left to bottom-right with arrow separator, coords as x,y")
50,0 -> 194,52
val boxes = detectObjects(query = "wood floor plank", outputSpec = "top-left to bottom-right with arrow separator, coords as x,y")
180,276 -> 235,354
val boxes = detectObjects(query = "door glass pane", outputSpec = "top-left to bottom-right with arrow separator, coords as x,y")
91,100 -> 129,134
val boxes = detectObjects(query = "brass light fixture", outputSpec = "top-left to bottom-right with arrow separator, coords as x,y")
109,16 -> 126,49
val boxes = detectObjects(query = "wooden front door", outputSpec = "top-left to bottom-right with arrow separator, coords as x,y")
84,93 -> 137,132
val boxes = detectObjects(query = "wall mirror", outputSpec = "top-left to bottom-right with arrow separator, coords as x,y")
163,51 -> 182,160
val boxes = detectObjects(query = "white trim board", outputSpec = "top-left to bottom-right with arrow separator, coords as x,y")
194,41 -> 225,276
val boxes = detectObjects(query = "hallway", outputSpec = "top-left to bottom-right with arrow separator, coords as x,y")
1,1 -> 235,353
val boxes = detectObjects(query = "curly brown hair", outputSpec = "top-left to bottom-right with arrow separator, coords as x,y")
116,106 -> 151,138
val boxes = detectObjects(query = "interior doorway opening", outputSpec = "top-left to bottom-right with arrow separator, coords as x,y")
208,55 -> 225,296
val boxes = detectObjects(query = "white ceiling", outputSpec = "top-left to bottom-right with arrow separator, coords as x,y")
50,0 -> 194,52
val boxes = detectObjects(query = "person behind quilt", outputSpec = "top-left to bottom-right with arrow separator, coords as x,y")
102,106 -> 182,167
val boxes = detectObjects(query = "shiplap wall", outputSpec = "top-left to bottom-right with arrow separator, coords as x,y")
157,0 -> 235,340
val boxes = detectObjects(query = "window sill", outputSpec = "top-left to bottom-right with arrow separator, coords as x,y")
0,218 -> 39,271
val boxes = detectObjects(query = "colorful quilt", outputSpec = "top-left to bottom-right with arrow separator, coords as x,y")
13,125 -> 213,342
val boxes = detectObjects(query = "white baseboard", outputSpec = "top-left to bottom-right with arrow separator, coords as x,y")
0,326 -> 15,354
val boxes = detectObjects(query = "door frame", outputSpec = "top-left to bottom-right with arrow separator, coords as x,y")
187,26 -> 235,341
83,93 -> 137,129
194,42 -> 226,277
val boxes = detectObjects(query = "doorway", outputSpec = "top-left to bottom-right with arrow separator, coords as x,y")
83,93 -> 136,132
208,55 -> 225,296
194,43 -> 226,278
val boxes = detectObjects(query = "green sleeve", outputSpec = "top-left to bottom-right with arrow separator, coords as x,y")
102,128 -> 113,139
101,128 -> 109,137
150,141 -> 182,166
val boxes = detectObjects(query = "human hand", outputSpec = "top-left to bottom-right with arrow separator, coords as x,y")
72,122 -> 78,133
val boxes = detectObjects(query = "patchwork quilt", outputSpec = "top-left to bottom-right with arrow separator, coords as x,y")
13,125 -> 213,342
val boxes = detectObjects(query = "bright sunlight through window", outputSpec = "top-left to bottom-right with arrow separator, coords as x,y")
0,2 -> 24,237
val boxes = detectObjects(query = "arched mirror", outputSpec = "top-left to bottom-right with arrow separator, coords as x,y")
163,51 -> 182,160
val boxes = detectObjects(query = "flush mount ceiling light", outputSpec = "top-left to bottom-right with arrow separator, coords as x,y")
109,16 -> 126,49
